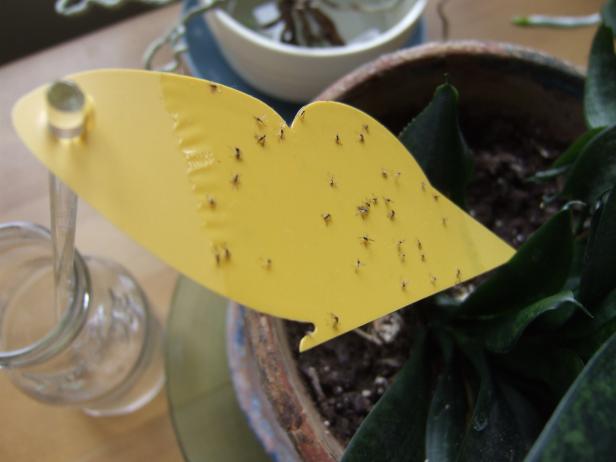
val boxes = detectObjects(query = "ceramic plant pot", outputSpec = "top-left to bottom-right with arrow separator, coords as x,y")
226,41 -> 586,462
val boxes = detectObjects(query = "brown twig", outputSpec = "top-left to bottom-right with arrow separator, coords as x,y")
296,2 -> 319,46
278,0 -> 298,44
307,4 -> 345,46
269,0 -> 345,46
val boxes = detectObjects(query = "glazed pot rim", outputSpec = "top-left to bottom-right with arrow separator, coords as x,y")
317,40 -> 584,102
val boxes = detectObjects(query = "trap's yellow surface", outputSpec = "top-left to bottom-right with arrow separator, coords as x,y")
12,70 -> 514,351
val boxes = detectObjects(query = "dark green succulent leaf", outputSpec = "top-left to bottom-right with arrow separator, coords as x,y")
525,332 -> 616,462
459,210 -> 573,318
576,317 -> 616,361
585,25 -> 616,128
497,379 -> 544,449
483,291 -> 587,353
534,237 -> 588,329
425,349 -> 466,462
562,235 -> 587,291
342,331 -> 428,462
459,384 -> 526,462
500,344 -> 584,402
398,82 -> 473,208
589,289 -> 616,329
570,292 -> 616,360
532,303 -> 577,331
525,165 -> 569,183
534,303 -> 581,333
457,351 -> 540,462
566,288 -> 616,341
463,349 -> 494,439
528,128 -> 605,183
578,186 -> 616,308
563,125 -> 616,204
553,127 -> 605,168
602,0 -> 616,32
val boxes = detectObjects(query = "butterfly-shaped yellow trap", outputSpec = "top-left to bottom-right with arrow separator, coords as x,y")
12,70 -> 514,351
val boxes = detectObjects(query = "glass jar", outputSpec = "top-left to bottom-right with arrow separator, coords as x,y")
0,222 -> 164,416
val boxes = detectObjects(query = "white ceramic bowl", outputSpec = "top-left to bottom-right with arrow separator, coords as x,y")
205,0 -> 427,102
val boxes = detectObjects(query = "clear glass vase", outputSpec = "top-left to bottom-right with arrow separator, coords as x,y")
0,222 -> 164,416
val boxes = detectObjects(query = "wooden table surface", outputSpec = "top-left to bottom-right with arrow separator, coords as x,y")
0,1 -> 602,460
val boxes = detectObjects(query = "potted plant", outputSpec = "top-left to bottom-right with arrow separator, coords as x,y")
227,1 -> 616,461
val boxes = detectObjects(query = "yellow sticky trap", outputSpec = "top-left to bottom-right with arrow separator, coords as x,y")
12,70 -> 514,351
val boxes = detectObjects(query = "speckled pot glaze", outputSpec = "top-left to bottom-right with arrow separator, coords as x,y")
227,41 -> 585,462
